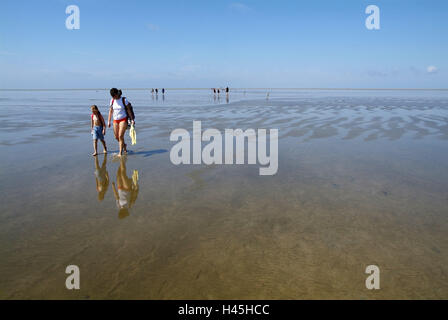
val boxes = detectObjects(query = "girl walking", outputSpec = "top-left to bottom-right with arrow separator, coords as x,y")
90,105 -> 107,156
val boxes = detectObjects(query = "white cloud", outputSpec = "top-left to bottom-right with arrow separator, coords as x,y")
229,2 -> 251,13
427,65 -> 438,74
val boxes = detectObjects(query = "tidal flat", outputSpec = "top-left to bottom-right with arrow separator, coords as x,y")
0,89 -> 447,299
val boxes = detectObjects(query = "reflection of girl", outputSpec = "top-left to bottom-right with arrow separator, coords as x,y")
94,154 -> 109,201
112,157 -> 139,219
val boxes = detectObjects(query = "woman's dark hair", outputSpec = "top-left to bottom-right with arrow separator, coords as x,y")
110,88 -> 119,97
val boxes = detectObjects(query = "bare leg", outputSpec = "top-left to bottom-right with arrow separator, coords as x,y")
118,121 -> 128,156
113,121 -> 120,154
113,122 -> 119,142
119,136 -> 124,156
100,139 -> 107,153
93,139 -> 98,156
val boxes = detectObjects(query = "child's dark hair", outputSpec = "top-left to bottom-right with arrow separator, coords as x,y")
91,105 -> 102,116
110,88 -> 120,97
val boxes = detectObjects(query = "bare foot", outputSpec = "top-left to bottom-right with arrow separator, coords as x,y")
103,149 -> 108,154
92,152 -> 98,156
123,144 -> 128,154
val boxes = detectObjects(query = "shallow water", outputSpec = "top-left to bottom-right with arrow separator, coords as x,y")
0,89 -> 447,299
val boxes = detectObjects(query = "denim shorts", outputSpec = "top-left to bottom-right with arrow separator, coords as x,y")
92,126 -> 104,140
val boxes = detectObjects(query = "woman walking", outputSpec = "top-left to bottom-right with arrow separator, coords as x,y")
107,88 -> 135,156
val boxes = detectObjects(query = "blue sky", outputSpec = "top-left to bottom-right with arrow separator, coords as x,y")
0,0 -> 447,88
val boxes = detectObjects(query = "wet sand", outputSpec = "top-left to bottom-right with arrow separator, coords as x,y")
0,89 -> 447,299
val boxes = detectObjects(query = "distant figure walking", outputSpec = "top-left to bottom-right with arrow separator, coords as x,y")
155,88 -> 158,95
226,86 -> 229,94
162,88 -> 165,95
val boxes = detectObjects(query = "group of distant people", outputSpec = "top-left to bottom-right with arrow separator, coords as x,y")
212,87 -> 230,95
151,88 -> 166,95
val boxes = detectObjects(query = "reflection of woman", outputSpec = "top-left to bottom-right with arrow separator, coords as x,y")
112,157 -> 139,219
94,154 -> 109,201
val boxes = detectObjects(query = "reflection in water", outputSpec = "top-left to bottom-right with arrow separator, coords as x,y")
94,154 -> 109,201
1,90 -> 448,299
112,156 -> 140,219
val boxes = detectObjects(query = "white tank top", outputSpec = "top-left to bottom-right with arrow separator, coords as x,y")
110,97 -> 129,121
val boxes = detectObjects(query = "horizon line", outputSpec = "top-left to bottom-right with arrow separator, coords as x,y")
1,87 -> 448,91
